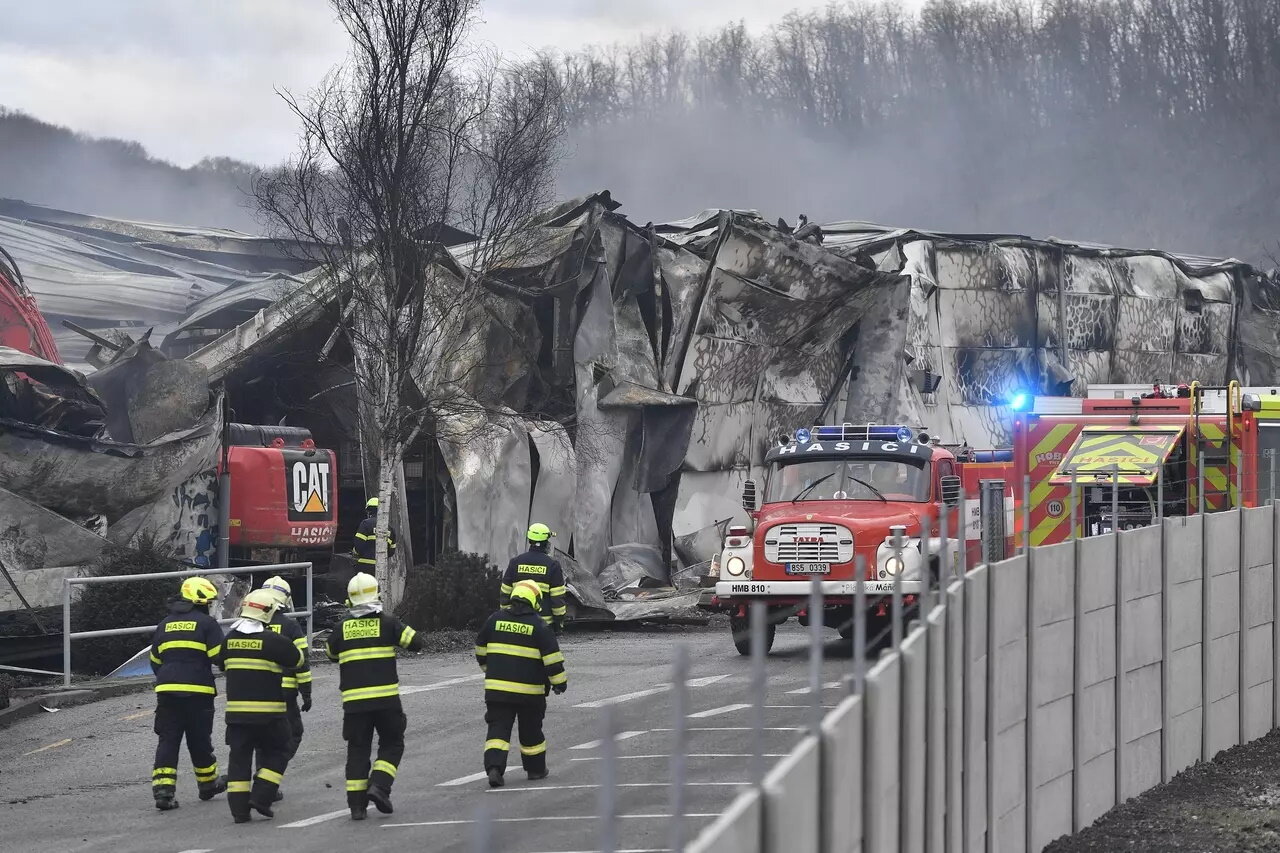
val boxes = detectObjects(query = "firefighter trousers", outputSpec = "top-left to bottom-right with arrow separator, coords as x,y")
152,694 -> 217,798
343,707 -> 406,809
226,719 -> 289,819
254,695 -> 304,775
484,699 -> 547,775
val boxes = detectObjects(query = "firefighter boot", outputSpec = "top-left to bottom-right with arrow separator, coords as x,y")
527,769 -> 549,781
487,768 -> 505,788
348,790 -> 368,821
272,789 -> 284,802
154,791 -> 180,811
198,775 -> 227,801
367,785 -> 394,814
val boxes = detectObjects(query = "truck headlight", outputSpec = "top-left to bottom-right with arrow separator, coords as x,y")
876,542 -> 921,580
883,556 -> 906,575
725,556 -> 747,577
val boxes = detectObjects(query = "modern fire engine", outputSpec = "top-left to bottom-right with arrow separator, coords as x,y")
709,424 -> 1017,654
1015,381 -> 1271,542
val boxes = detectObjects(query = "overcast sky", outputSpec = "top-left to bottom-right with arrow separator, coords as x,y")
0,0 -> 882,168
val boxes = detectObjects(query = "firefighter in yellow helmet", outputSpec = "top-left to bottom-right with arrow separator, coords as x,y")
352,496 -> 396,569
324,572 -> 426,820
148,576 -> 226,811
475,579 -> 568,787
254,577 -> 311,803
218,588 -> 305,823
501,523 -> 567,633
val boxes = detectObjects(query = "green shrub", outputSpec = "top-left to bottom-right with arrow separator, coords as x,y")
71,531 -> 189,676
394,550 -> 502,633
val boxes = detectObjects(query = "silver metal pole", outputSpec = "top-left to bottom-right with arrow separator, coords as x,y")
67,562 -> 310,585
751,600 -> 767,788
853,556 -> 867,696
1022,473 -> 1032,553
598,704 -> 618,853
1111,464 -> 1120,534
216,470 -> 231,569
1198,449 -> 1206,515
305,562 -> 314,650
940,499 -> 951,578
469,802 -> 494,853
896,522 -> 906,648
1157,468 -> 1164,522
62,578 -> 72,687
920,513 -> 932,617
1270,450 -> 1276,506
1069,478 -> 1078,540
809,576 -> 824,735
670,644 -> 689,853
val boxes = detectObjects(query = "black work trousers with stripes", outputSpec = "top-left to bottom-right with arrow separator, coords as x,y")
343,706 -> 406,809
254,695 -> 304,775
153,694 -> 217,797
226,719 -> 290,820
483,698 -> 547,775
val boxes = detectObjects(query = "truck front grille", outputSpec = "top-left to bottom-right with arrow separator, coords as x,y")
763,523 -> 854,564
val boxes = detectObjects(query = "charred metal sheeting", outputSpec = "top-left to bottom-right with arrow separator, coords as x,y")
0,346 -> 222,526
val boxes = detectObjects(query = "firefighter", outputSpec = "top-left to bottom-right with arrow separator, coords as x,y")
148,576 -> 227,811
324,572 -> 426,820
352,497 -> 397,569
475,579 -> 568,787
256,576 -> 312,802
219,588 -> 305,823
500,523 -> 567,632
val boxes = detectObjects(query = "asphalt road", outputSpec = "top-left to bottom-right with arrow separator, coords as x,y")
1,623 -> 858,853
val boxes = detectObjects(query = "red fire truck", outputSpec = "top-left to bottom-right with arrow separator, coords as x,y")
1014,382 -> 1267,542
709,424 -> 1018,654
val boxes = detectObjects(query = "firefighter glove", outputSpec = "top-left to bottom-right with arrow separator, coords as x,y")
300,692 -> 313,713
552,682 -> 567,695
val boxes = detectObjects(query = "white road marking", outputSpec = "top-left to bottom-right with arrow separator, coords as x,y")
526,849 -> 667,853
437,771 -> 490,787
689,703 -> 750,718
278,809 -> 350,828
568,731 -> 647,750
383,813 -> 719,828
570,754 -> 784,761
573,675 -> 730,708
487,782 -> 747,792
400,674 -> 482,695
177,849 -> 214,853
765,704 -> 836,709
784,681 -> 843,695
653,726 -> 805,732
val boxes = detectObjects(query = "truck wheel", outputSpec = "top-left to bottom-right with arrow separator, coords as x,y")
730,615 -> 776,656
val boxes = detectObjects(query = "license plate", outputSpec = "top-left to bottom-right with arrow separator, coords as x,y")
785,562 -> 830,574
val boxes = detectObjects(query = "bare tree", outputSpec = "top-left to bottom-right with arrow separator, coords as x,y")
256,0 -> 563,600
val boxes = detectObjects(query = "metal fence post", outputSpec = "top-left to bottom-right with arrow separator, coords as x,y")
62,578 -> 72,687
670,644 -> 690,853
751,600 -> 767,788
305,562 -> 314,649
1022,473 -> 1032,553
1270,449 -> 1277,506
469,802 -> 494,853
854,557 -> 867,696
940,499 -> 951,579
920,513 -> 933,617
1069,477 -> 1078,540
809,576 -> 824,735
1112,464 -> 1120,533
891,525 -> 905,649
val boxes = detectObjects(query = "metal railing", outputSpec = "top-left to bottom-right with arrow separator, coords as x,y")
61,562 -> 314,686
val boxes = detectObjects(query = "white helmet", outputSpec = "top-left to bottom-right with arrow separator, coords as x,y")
262,576 -> 292,608
239,588 -> 281,624
348,572 -> 380,606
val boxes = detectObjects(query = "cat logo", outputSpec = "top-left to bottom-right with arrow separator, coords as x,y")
284,450 -> 332,521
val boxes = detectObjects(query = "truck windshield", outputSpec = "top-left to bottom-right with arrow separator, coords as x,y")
764,458 -> 931,503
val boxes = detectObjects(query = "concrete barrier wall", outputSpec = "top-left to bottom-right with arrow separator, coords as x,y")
989,554 -> 1029,850
687,507 -> 1280,853
1163,515 -> 1204,778
1028,541 -> 1076,850
1075,533 -> 1117,829
821,695 -> 862,853
1203,510 -> 1242,758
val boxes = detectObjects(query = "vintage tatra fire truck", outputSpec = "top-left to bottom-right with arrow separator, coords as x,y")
709,424 -> 1016,654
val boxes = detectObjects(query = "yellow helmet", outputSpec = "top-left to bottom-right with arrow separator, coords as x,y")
180,576 -> 219,605
348,572 -> 380,606
526,523 -> 552,543
366,497 -> 379,509
239,588 -> 280,624
510,579 -> 542,608
262,576 -> 292,607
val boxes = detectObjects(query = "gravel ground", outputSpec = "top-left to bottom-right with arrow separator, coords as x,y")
1046,731 -> 1280,852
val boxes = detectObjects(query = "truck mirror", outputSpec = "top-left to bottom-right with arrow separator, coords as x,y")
742,479 -> 758,512
940,475 -> 962,507
1243,393 -> 1262,412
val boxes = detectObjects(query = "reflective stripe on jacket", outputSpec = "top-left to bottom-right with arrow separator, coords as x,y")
353,516 -> 397,565
324,610 -> 424,711
474,602 -> 566,703
501,550 -> 567,624
218,628 -> 304,723
269,612 -> 311,696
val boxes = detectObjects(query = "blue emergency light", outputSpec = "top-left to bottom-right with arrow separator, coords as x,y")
1007,392 -> 1030,412
794,427 -> 812,444
812,424 -> 914,442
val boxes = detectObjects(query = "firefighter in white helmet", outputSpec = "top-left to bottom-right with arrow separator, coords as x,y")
254,576 -> 311,802
218,588 -> 305,823
324,572 -> 426,820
